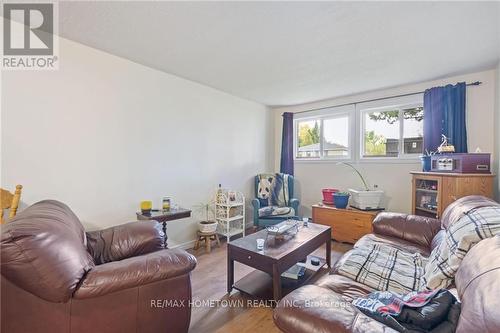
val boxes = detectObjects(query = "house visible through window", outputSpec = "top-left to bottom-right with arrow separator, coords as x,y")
403,107 -> 424,154
361,105 -> 423,158
323,116 -> 349,157
295,107 -> 352,160
293,97 -> 422,161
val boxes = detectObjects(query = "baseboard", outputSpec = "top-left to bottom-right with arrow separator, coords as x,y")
169,239 -> 197,250
169,226 -> 255,250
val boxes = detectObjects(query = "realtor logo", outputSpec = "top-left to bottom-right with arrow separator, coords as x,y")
4,3 -> 53,55
2,2 -> 58,70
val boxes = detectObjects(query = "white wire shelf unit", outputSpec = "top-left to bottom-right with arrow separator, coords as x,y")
215,189 -> 245,241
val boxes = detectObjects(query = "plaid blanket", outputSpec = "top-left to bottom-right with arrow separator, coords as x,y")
423,205 -> 500,290
337,244 -> 427,294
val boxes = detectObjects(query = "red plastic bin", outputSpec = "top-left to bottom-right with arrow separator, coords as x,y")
322,188 -> 339,204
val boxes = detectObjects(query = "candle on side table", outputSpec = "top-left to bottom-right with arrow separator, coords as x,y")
140,200 -> 153,215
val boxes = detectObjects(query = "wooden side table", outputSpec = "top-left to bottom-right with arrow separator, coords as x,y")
410,172 -> 495,219
137,208 -> 191,247
312,204 -> 381,244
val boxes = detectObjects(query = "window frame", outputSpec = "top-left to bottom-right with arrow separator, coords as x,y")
357,95 -> 424,162
293,105 -> 355,162
290,94 -> 423,164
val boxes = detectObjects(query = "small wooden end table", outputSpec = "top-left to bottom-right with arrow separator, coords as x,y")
227,223 -> 331,301
193,231 -> 221,253
137,208 -> 191,247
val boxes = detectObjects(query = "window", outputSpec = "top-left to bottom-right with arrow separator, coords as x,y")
296,119 -> 321,158
363,109 -> 400,157
361,103 -> 423,158
323,116 -> 349,157
294,106 -> 353,160
402,106 -> 424,154
292,96 -> 422,162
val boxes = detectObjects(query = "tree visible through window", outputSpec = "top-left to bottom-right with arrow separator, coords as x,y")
297,120 -> 321,158
298,121 -> 320,147
363,106 -> 423,157
295,114 -> 350,159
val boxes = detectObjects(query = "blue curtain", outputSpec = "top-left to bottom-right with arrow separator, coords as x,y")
280,112 -> 294,175
423,82 -> 467,153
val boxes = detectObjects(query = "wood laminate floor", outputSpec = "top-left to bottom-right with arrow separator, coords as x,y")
187,234 -> 352,333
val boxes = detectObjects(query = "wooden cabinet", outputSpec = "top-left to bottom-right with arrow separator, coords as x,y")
312,204 -> 379,244
411,172 -> 495,219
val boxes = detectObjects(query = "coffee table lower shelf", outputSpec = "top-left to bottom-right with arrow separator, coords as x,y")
232,256 -> 327,301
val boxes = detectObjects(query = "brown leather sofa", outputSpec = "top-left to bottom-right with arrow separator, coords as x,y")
1,200 -> 197,333
274,195 -> 500,333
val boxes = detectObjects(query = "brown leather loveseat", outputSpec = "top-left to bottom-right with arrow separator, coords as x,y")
274,195 -> 500,333
1,200 -> 197,333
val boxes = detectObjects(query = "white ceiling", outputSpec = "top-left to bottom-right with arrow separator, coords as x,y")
58,1 -> 500,106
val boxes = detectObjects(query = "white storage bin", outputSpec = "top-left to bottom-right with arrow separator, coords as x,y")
348,189 -> 384,210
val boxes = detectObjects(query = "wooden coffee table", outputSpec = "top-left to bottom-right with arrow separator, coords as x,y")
227,223 -> 331,301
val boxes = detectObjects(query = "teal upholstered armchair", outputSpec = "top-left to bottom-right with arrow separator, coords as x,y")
251,173 -> 300,228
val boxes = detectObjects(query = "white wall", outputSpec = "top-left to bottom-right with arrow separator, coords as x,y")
273,69 -> 498,217
1,37 -> 271,248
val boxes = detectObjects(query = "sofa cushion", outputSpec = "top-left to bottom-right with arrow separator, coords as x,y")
430,229 -> 446,252
258,206 -> 295,218
355,233 -> 431,257
440,195 -> 498,230
1,200 -> 94,302
423,205 -> 500,290
86,221 -> 164,264
455,236 -> 500,333
372,212 -> 441,251
314,274 -> 375,302
273,285 -> 398,333
336,244 -> 427,294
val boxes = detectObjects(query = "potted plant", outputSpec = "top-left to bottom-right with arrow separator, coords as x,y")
333,191 -> 350,209
193,201 -> 217,233
336,162 -> 384,210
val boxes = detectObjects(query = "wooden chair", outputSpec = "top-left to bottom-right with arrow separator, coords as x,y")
1,185 -> 22,224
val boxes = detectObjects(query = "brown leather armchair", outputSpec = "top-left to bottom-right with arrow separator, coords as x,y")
1,200 -> 197,333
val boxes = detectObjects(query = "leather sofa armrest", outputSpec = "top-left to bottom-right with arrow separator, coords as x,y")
372,212 -> 441,250
274,285 -> 398,333
86,221 -> 164,265
74,249 -> 196,299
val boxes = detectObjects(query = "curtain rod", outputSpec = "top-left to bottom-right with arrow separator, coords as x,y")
291,81 -> 482,115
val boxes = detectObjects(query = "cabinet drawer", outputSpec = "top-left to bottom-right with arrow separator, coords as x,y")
342,216 -> 372,228
312,205 -> 376,244
333,221 -> 371,243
